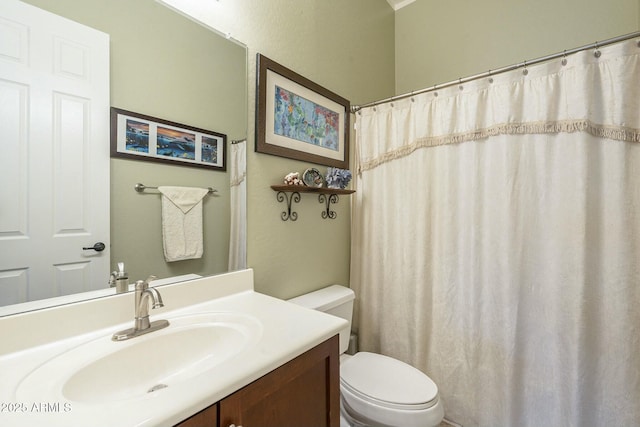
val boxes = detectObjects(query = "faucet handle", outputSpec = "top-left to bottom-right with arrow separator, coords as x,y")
135,275 -> 157,291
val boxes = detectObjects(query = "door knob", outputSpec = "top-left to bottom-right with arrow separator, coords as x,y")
83,242 -> 106,252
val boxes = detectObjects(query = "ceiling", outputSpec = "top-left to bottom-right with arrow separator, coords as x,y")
386,0 -> 416,11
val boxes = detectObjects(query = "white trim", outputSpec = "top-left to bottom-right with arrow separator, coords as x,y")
386,0 -> 416,11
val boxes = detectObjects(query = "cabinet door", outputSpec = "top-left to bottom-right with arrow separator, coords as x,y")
220,335 -> 340,427
175,403 -> 218,427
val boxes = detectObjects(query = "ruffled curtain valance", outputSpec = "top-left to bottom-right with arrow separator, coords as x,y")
356,40 -> 640,172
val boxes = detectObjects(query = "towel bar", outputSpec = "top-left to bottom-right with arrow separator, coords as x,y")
134,183 -> 218,194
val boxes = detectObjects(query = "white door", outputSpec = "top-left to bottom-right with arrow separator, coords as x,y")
0,0 -> 110,306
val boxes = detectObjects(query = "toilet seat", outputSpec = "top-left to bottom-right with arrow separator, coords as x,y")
340,352 -> 439,410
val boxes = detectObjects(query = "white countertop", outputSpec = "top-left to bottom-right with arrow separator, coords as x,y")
0,270 -> 347,426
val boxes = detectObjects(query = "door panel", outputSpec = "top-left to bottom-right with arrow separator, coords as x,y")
0,0 -> 110,306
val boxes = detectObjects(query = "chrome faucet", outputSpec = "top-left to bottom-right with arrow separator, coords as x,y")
112,276 -> 170,341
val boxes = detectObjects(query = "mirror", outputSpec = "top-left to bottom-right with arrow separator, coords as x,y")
0,0 -> 247,316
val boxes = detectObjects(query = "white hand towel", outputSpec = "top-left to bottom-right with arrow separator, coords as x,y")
157,186 -> 210,262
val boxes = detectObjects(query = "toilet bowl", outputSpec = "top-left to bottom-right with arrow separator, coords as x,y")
288,285 -> 444,427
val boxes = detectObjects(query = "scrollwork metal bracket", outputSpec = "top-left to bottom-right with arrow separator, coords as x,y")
318,193 -> 339,219
276,191 -> 301,221
271,185 -> 353,221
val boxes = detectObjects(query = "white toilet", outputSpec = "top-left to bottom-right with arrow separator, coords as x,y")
288,285 -> 444,427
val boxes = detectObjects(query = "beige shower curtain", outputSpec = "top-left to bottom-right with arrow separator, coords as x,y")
351,39 -> 640,426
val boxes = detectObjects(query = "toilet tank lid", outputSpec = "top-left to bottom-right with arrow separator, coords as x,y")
287,284 -> 355,311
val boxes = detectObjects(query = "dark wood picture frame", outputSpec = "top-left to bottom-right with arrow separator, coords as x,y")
110,107 -> 227,171
256,54 -> 350,169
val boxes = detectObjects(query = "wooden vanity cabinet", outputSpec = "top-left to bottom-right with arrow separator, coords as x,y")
176,335 -> 339,427
176,403 -> 218,427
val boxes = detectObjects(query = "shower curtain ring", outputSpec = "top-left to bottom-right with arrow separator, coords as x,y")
594,42 -> 601,58
458,78 -> 463,91
488,70 -> 494,83
561,50 -> 568,66
522,60 -> 529,75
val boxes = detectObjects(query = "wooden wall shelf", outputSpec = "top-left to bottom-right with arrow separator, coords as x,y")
270,185 -> 355,195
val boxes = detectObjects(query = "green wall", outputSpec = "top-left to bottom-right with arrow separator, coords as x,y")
17,0 -> 638,302
21,0 -> 396,298
160,0 -> 396,298
395,0 -> 640,94
241,0 -> 395,299
163,0 -> 639,300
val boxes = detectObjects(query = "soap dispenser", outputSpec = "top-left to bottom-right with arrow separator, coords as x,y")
110,262 -> 129,293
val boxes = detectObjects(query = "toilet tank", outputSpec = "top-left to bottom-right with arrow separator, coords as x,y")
288,285 -> 354,354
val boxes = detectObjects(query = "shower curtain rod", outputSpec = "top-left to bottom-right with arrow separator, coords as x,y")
350,31 -> 640,113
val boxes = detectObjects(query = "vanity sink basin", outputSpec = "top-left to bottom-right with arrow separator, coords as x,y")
15,312 -> 262,404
